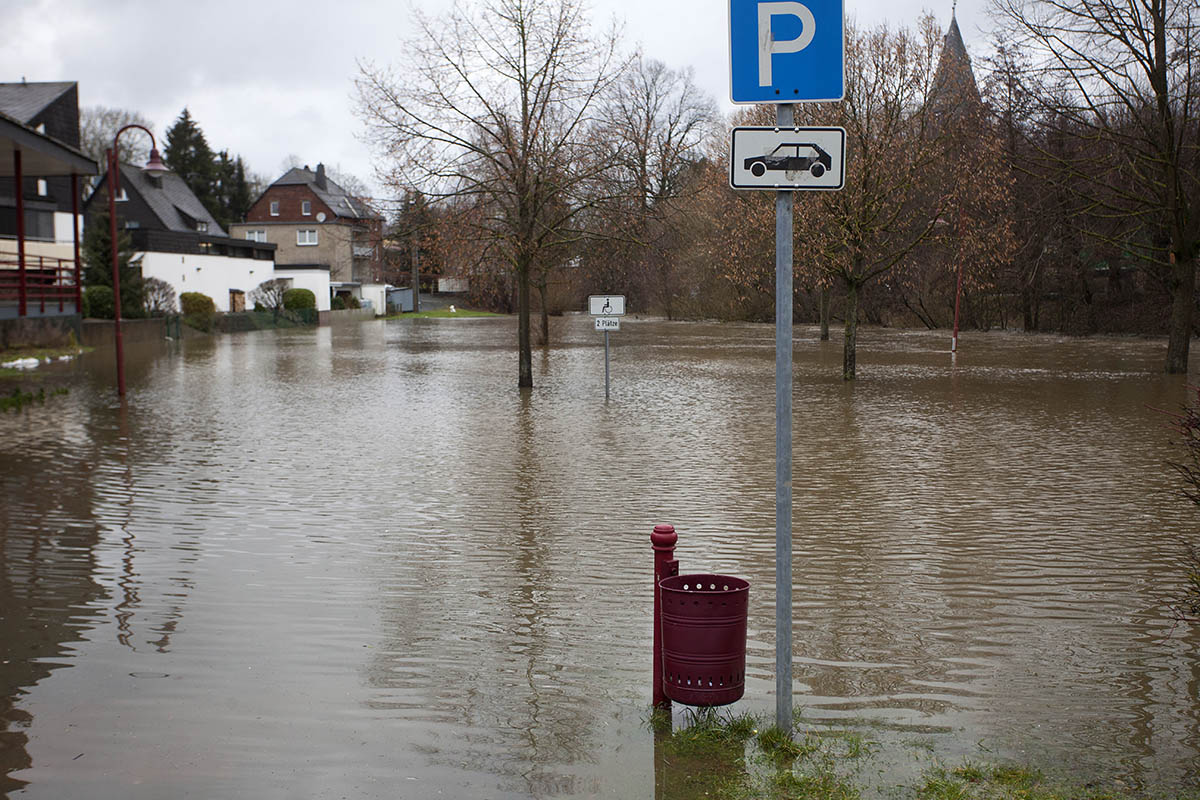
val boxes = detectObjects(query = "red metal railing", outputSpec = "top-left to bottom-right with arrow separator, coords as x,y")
0,253 -> 81,315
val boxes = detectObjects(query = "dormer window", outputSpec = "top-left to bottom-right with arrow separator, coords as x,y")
301,200 -> 312,216
116,188 -> 128,202
197,221 -> 208,233
270,200 -> 280,216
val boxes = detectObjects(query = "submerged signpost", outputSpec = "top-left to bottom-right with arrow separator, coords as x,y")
729,0 -> 845,732
589,295 -> 625,400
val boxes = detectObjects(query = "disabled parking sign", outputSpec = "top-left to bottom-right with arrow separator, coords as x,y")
729,0 -> 844,103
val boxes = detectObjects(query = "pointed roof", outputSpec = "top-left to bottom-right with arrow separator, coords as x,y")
96,163 -> 226,236
931,11 -> 980,112
0,81 -> 75,125
271,164 -> 380,221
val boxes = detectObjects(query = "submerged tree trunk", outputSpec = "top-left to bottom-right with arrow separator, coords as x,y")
842,281 -> 859,380
518,262 -> 533,389
1166,253 -> 1195,374
819,286 -> 831,341
536,281 -> 550,346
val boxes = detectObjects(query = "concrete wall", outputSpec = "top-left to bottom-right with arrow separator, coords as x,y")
138,251 -> 275,313
0,314 -> 81,349
80,317 -> 165,348
273,268 -> 331,312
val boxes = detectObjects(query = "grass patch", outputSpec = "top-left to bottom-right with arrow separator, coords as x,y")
1,385 -> 68,411
645,709 -> 1181,800
383,308 -> 503,320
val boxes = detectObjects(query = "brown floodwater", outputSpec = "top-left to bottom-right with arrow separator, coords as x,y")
1,316 -> 1198,798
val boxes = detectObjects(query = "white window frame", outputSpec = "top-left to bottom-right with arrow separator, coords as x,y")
116,188 -> 128,202
36,179 -> 47,196
301,200 -> 312,216
270,200 -> 280,216
297,229 -> 318,246
245,230 -> 266,243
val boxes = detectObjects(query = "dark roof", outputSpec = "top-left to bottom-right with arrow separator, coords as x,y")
0,109 -> 96,177
942,16 -> 970,67
0,82 -> 75,125
273,165 -> 380,220
118,163 -> 227,236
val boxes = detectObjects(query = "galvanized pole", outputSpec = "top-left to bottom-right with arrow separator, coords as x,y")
775,103 -> 794,733
410,235 -> 420,314
604,330 -> 611,400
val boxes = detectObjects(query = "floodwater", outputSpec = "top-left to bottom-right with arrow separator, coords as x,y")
1,315 -> 1198,798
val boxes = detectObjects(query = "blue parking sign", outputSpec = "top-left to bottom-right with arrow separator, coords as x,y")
729,0 -> 844,103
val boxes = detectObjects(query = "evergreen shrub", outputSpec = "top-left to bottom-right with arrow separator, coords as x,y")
283,288 -> 316,311
180,292 -> 216,315
84,286 -> 114,319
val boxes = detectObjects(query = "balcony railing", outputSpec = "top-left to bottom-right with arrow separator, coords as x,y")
0,253 -> 80,316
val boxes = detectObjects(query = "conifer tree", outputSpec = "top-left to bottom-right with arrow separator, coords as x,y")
83,201 -> 144,318
163,108 -> 218,221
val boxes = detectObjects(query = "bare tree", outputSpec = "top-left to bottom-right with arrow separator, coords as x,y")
798,17 -> 957,380
356,0 -> 624,389
142,277 -> 177,317
586,54 -> 717,317
991,0 -> 1200,372
250,278 -> 289,320
79,106 -> 154,188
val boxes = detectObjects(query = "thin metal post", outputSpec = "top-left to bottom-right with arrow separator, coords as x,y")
108,148 -> 126,396
72,173 -> 82,314
14,149 -> 26,317
411,235 -> 420,314
775,102 -> 794,734
651,524 -> 679,710
604,330 -> 610,401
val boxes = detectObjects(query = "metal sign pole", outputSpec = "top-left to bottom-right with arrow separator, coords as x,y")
775,102 -> 794,733
605,330 -> 611,401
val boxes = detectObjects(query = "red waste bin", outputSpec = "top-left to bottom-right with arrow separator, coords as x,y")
659,573 -> 749,707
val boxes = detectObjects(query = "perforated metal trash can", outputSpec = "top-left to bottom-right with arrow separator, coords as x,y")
659,573 -> 749,707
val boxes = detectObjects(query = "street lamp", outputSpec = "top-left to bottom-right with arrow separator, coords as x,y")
107,125 -> 167,396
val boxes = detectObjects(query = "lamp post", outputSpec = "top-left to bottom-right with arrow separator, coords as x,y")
107,125 -> 167,396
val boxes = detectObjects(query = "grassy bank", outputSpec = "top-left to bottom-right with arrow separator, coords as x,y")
650,709 -> 1195,800
0,345 -> 89,379
382,308 -> 504,320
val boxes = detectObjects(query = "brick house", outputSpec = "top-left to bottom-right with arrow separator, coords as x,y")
231,163 -> 384,310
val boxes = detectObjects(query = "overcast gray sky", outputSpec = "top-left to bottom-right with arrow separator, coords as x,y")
3,0 -> 989,201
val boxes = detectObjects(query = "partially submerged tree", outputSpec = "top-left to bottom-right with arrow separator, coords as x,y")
356,0 -> 624,389
250,278 -> 290,320
991,0 -> 1200,372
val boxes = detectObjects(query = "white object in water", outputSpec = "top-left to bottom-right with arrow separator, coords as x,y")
2,357 -> 40,369
449,305 -> 457,313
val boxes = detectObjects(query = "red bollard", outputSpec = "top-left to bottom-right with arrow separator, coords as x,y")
651,524 -> 679,710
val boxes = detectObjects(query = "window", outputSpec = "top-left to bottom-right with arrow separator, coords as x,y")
245,230 -> 266,243
36,179 -> 47,196
116,188 -> 128,202
301,200 -> 311,216
270,200 -> 280,216
196,221 -> 208,233
297,229 -> 318,246
123,220 -> 140,229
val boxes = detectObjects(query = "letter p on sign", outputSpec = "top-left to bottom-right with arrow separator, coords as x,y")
729,0 -> 843,103
758,2 -> 815,86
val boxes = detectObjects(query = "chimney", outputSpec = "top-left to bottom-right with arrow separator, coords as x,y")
315,163 -> 327,190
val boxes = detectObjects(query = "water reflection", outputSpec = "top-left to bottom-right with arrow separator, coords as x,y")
1,319 -> 1199,797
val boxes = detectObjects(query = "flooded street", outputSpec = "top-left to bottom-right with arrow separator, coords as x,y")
2,315 -> 1198,798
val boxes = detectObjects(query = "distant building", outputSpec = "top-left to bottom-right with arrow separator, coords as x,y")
84,164 -> 280,313
0,81 -> 88,265
0,80 -> 96,321
231,163 -> 385,312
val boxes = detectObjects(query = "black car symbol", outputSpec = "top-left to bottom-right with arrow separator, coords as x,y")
744,143 -> 832,178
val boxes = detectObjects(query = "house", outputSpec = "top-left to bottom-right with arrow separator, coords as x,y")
0,80 -> 97,323
230,163 -> 385,313
84,163 -> 279,313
